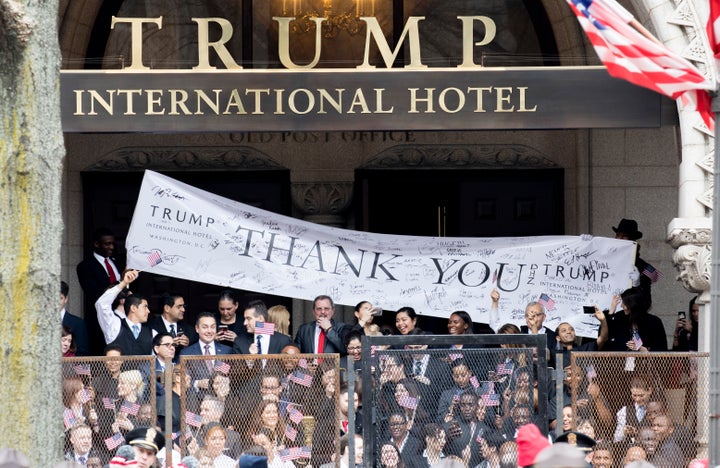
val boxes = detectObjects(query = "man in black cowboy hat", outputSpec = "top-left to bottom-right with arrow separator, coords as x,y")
124,427 -> 165,468
613,218 -> 660,305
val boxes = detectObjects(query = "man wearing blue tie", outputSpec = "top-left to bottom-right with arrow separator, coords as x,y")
233,300 -> 293,356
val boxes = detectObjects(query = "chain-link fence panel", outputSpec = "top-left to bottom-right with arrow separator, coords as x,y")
61,356 -> 156,467
568,352 -> 708,468
362,334 -> 548,468
176,354 -> 340,467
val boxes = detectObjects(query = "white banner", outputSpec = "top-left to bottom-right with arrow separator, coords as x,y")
126,171 -> 636,336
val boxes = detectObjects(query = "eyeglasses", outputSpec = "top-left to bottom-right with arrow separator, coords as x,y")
347,346 -> 362,352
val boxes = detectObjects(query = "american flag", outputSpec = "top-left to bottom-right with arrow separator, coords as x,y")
632,330 -> 644,350
104,433 -> 125,451
566,0 -> 714,129
147,250 -> 162,267
120,400 -> 140,416
214,361 -> 231,374
586,364 -> 598,380
255,321 -> 275,335
448,353 -> 463,361
78,388 -> 92,404
73,364 -> 91,376
172,431 -> 181,440
481,393 -> 501,407
289,371 -> 313,387
642,264 -> 663,283
285,425 -> 298,441
185,411 -> 202,428
496,362 -> 514,375
476,428 -> 485,443
288,406 -> 304,424
470,376 -> 480,389
709,0 -> 720,58
481,381 -> 495,395
279,446 -> 312,461
538,293 -> 556,311
399,395 -> 419,410
63,409 -> 77,429
102,397 -> 116,409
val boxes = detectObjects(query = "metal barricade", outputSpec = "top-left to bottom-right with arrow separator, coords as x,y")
361,334 -> 548,468
61,356 -> 156,466
177,353 -> 340,467
568,351 -> 708,468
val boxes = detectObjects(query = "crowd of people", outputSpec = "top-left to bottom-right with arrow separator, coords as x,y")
55,221 -> 704,467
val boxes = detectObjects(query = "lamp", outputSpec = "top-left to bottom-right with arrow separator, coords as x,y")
281,0 -> 375,38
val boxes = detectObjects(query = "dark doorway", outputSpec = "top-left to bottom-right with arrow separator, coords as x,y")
79,169 -> 292,329
355,168 -> 564,333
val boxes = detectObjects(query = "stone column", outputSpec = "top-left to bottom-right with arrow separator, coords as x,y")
290,182 -> 355,327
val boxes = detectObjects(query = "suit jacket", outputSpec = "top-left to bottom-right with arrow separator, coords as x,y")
295,319 -> 347,356
233,332 -> 293,355
180,341 -> 234,381
77,255 -> 123,355
396,434 -> 423,468
63,311 -> 89,356
147,314 -> 198,360
520,325 -> 557,364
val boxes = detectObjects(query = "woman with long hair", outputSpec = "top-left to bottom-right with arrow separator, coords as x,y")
395,307 -> 423,336
248,400 -> 290,448
606,287 -> 667,351
268,305 -> 291,336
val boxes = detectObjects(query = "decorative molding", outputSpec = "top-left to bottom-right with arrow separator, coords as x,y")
672,243 -> 711,293
363,144 -> 556,169
667,226 -> 713,249
85,146 -> 285,171
291,182 -> 354,226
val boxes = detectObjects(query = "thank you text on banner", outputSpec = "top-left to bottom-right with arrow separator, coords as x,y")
126,171 -> 636,335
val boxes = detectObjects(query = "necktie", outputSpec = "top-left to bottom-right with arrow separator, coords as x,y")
169,324 -> 176,338
256,335 -> 263,355
204,344 -> 213,372
131,324 -> 140,339
317,328 -> 326,354
78,456 -> 86,465
105,258 -> 117,283
638,405 -> 646,422
414,360 -> 422,376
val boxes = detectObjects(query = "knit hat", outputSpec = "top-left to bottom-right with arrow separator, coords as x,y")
516,423 -> 551,467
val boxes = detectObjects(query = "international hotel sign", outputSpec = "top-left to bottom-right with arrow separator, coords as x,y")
60,15 -> 665,132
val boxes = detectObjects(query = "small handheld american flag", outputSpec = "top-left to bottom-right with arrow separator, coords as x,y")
255,321 -> 275,335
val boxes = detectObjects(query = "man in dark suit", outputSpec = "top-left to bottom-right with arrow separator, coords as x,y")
180,312 -> 234,394
64,424 -> 99,465
520,301 -> 557,365
148,292 -> 197,360
233,299 -> 292,355
295,295 -> 348,356
60,281 -> 89,356
387,411 -> 423,468
77,227 -> 123,355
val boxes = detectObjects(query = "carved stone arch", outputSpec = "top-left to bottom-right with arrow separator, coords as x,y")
362,144 -> 557,169
83,145 -> 287,171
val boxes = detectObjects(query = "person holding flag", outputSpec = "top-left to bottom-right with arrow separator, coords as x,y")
233,299 -> 293,356
605,287 -> 667,352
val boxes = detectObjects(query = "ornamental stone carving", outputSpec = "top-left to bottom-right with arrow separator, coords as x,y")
291,182 -> 354,227
85,146 -> 284,171
364,144 -> 556,169
668,225 -> 713,293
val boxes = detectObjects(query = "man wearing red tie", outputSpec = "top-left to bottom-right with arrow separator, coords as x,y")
77,227 -> 123,355
295,295 -> 348,356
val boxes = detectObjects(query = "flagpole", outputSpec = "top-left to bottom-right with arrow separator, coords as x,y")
710,91 -> 720,466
